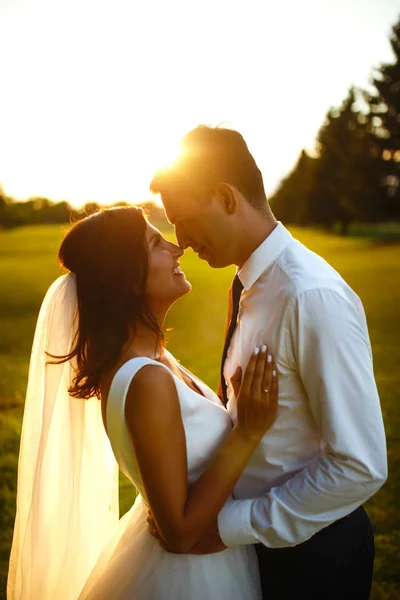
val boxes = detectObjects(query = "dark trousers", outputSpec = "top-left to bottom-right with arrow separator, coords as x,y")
255,506 -> 374,600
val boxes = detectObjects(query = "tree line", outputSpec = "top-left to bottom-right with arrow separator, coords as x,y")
270,17 -> 400,235
0,192 -> 168,230
1,17 -> 399,235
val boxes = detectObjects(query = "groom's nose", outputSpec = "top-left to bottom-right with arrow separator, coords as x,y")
175,224 -> 190,250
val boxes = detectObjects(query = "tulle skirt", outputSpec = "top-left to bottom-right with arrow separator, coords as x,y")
77,494 -> 262,600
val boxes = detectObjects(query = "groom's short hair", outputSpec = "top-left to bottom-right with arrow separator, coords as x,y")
150,125 -> 267,212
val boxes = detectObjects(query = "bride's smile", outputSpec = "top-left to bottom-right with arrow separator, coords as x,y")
144,223 -> 192,307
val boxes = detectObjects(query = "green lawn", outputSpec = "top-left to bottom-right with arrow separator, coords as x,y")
1,224 -> 399,599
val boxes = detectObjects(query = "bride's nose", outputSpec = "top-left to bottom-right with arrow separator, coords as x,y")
170,242 -> 184,258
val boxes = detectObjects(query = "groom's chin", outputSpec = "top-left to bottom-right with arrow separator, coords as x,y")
205,256 -> 229,269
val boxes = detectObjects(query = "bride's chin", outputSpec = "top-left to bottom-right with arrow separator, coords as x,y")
177,280 -> 192,296
157,281 -> 192,306
173,280 -> 192,300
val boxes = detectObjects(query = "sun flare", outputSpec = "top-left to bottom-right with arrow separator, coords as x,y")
0,0 -> 398,210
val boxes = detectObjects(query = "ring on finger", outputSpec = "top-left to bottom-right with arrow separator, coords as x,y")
263,388 -> 269,393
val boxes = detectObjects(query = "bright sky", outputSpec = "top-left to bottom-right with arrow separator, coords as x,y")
0,0 -> 399,208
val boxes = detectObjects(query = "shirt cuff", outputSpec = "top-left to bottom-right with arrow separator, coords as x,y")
218,497 -> 259,546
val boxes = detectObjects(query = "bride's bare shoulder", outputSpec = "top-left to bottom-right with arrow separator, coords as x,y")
123,365 -> 181,442
126,362 -> 177,411
129,362 -> 174,393
101,360 -> 175,431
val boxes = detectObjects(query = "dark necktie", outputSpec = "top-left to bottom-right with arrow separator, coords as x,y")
219,274 -> 244,405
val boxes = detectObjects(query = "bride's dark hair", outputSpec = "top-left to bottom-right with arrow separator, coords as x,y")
52,206 -> 163,400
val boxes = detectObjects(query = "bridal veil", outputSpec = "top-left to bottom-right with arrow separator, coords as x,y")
7,274 -> 119,600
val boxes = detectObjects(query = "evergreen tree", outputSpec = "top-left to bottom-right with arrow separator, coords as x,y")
311,88 -> 385,233
367,17 -> 400,217
272,89 -> 385,233
269,150 -> 316,225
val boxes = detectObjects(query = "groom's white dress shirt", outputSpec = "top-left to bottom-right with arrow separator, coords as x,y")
218,223 -> 387,548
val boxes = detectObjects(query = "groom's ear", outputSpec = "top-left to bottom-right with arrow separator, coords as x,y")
214,183 -> 239,216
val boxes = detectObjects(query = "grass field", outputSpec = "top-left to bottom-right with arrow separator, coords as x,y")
1,223 -> 399,599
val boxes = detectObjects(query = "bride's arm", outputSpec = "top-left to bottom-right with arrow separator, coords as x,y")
125,347 -> 278,553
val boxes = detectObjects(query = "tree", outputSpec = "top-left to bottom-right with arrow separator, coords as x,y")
367,17 -> 400,218
0,185 -> 18,229
309,88 -> 385,234
272,89 -> 386,234
269,150 -> 316,225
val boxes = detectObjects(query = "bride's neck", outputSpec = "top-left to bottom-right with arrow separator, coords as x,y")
123,320 -> 164,360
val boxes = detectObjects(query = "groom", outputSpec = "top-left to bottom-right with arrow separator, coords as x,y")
150,126 -> 387,599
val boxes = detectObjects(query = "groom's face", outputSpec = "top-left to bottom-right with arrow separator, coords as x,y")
160,189 -> 234,268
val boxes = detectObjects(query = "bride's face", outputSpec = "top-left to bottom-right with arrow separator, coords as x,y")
144,223 -> 191,306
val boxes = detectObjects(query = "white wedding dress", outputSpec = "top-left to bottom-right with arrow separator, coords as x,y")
77,351 -> 261,600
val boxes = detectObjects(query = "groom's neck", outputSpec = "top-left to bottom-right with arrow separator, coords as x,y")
234,213 -> 278,269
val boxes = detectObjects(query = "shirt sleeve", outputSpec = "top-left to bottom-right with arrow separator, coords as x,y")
218,286 -> 387,548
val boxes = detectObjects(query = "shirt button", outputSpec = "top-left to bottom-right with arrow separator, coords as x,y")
227,348 -> 232,358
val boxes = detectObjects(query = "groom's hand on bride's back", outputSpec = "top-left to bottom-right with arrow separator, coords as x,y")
184,517 -> 227,554
148,511 -> 227,554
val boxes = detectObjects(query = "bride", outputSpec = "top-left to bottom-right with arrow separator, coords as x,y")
7,206 -> 278,600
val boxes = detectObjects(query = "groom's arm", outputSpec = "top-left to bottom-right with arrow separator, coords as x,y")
217,287 -> 388,548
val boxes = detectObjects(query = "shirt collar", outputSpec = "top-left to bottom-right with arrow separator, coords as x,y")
238,222 -> 293,291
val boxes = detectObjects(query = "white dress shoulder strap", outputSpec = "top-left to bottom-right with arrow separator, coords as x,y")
106,357 -> 171,478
